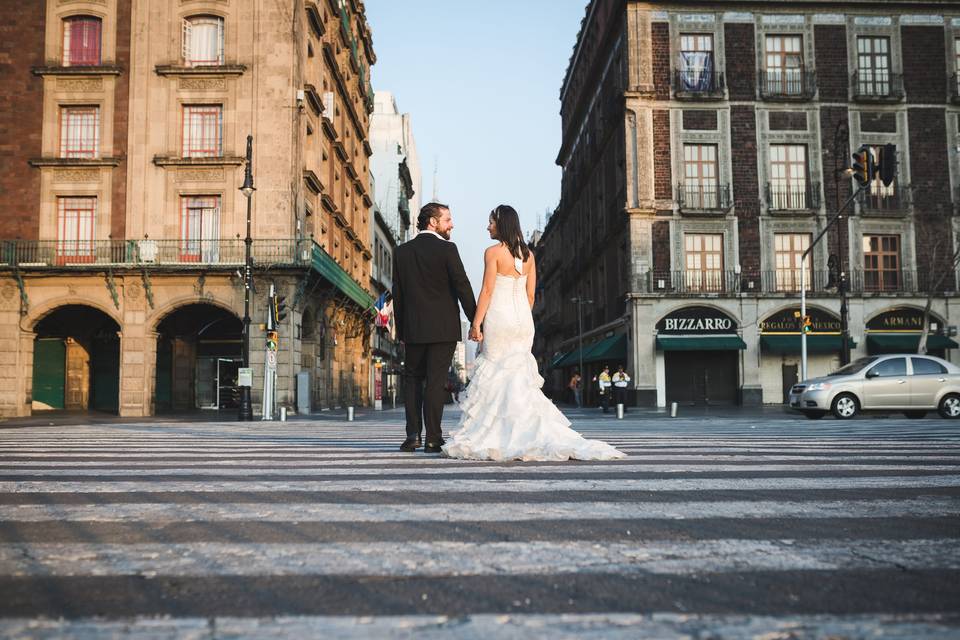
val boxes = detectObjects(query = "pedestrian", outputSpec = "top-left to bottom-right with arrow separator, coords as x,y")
594,365 -> 611,413
612,365 -> 631,412
568,370 -> 582,408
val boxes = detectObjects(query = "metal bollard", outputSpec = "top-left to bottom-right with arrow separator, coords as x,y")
616,403 -> 624,419
670,401 -> 678,418
280,407 -> 287,422
347,406 -> 355,421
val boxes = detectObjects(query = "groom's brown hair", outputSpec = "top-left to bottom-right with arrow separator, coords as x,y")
416,202 -> 449,231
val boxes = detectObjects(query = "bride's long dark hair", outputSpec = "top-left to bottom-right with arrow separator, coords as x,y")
491,204 -> 530,262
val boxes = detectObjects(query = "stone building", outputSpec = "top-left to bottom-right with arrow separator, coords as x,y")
0,0 -> 378,417
535,0 -> 960,408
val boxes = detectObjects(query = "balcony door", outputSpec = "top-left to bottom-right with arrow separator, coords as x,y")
774,233 -> 812,292
57,197 -> 96,264
856,37 -> 891,96
863,234 -> 901,292
180,195 -> 220,262
684,233 -> 724,292
679,34 -> 714,91
765,35 -> 804,95
769,144 -> 809,210
682,144 -> 718,209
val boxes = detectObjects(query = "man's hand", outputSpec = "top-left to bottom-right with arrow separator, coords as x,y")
469,324 -> 483,342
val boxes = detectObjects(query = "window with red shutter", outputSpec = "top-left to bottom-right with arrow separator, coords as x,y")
62,16 -> 102,66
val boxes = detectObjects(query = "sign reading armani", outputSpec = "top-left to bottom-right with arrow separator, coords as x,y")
760,308 -> 841,334
866,307 -> 940,332
657,306 -> 737,335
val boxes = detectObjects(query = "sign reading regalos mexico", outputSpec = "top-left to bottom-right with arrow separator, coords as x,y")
759,308 -> 841,334
656,306 -> 737,335
866,307 -> 939,332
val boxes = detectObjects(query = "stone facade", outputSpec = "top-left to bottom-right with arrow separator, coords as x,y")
534,1 -> 960,408
0,0 -> 378,418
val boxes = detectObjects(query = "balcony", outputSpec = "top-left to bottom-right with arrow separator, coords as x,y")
760,270 -> 834,294
951,74 -> 960,104
677,183 -> 732,213
858,184 -> 911,216
0,239 -> 309,271
765,182 -> 821,213
851,70 -> 905,102
848,270 -> 933,294
672,68 -> 726,100
758,69 -> 816,101
645,270 -> 740,295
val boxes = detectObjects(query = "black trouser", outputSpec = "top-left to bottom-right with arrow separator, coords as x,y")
614,387 -> 627,408
599,390 -> 610,412
402,342 -> 457,444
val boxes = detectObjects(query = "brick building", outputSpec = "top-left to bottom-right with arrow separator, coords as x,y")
0,0 -> 378,417
534,0 -> 960,408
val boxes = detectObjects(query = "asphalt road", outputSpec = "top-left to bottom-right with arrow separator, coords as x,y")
0,407 -> 958,639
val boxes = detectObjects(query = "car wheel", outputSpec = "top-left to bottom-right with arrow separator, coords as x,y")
937,394 -> 960,419
903,411 -> 927,419
831,393 -> 859,420
803,411 -> 826,420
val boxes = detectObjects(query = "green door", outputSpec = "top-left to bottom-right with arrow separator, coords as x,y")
155,338 -> 173,412
91,336 -> 120,413
33,338 -> 65,409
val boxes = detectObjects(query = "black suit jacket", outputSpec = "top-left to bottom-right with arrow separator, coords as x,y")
392,233 -> 477,344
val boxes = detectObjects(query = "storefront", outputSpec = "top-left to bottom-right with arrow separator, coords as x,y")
865,307 -> 958,359
655,306 -> 746,406
759,307 -> 850,403
552,332 -> 628,406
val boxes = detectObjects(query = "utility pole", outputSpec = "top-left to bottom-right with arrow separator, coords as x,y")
238,135 -> 255,421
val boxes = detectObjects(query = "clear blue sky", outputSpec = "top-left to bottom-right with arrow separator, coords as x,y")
365,0 -> 588,291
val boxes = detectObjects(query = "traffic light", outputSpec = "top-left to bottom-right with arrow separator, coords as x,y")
876,143 -> 897,188
850,145 -> 875,188
273,294 -> 288,325
266,330 -> 278,351
802,316 -> 813,334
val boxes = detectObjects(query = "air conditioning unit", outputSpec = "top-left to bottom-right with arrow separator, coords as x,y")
138,240 -> 158,262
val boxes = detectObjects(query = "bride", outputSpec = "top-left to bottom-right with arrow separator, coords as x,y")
442,205 -> 626,462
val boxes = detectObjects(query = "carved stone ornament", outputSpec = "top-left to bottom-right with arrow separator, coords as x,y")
179,77 -> 226,91
176,168 -> 224,182
125,282 -> 141,300
53,168 -> 100,183
57,77 -> 103,92
0,284 -> 14,301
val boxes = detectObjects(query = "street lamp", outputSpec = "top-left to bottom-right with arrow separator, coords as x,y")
238,134 -> 255,421
570,295 -> 593,393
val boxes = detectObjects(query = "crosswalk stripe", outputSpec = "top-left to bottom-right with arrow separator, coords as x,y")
1,497 -> 955,523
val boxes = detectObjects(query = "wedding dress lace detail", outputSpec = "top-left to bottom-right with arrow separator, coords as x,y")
442,274 -> 626,462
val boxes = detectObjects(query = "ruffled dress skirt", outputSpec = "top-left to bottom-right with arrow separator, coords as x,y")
442,275 -> 626,462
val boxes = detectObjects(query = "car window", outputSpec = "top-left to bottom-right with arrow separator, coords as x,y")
867,358 -> 907,377
829,357 -> 877,376
911,357 -> 947,375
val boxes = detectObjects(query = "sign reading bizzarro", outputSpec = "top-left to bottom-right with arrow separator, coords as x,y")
656,306 -> 737,335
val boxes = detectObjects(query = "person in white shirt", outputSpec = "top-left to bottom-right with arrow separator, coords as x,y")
612,365 -> 631,411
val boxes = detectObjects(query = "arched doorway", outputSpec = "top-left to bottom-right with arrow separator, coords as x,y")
32,305 -> 121,413
154,303 -> 243,413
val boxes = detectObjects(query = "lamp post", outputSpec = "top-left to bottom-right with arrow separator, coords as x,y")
238,134 -> 255,421
570,295 -> 593,394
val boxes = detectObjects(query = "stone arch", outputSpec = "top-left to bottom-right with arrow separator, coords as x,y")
148,296 -> 240,333
27,297 -> 121,332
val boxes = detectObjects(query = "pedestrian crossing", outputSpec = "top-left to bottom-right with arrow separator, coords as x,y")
0,417 -> 958,638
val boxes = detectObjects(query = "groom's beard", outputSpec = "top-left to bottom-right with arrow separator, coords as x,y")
438,229 -> 451,240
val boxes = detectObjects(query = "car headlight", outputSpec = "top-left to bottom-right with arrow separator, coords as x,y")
806,382 -> 832,391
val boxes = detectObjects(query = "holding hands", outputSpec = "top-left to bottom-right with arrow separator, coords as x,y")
469,323 -> 483,342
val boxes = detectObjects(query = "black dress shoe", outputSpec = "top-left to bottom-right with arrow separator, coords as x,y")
423,442 -> 443,453
399,439 -> 418,452
415,437 -> 422,447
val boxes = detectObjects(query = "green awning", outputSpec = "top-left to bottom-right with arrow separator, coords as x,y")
553,348 -> 582,368
311,244 -> 375,310
867,333 -> 959,352
656,335 -> 747,351
550,350 -> 571,368
760,335 -> 858,354
582,334 -> 627,364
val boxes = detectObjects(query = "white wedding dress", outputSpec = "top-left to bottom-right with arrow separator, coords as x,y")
442,267 -> 626,462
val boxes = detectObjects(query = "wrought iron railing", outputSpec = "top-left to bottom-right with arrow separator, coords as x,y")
677,183 -> 732,212
672,68 -> 726,97
858,184 -> 911,214
852,70 -> 905,101
0,239 -> 309,270
760,269 -> 833,293
631,269 -> 942,295
766,182 -> 821,211
758,69 -> 816,100
645,270 -> 740,294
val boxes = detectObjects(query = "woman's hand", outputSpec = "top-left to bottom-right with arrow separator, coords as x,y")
469,324 -> 483,342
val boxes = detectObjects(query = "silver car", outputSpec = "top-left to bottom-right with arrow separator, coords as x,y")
788,354 -> 960,420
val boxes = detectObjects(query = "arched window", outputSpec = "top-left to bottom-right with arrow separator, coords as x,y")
182,15 -> 224,67
62,15 -> 102,66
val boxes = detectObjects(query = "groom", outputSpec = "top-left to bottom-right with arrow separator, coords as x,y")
392,202 -> 477,452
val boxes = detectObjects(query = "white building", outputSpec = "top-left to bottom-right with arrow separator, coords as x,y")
370,91 -> 421,238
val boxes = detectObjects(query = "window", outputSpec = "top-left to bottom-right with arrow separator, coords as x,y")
955,38 -> 960,96
769,144 -> 809,209
57,197 -> 96,263
678,33 -> 714,91
764,35 -> 804,95
182,15 -> 224,67
862,144 -> 900,209
59,106 -> 99,158
912,357 -> 947,375
863,234 -> 900,291
179,195 -> 220,262
773,233 -> 811,292
681,144 -> 719,208
62,16 -> 102,66
182,105 -> 222,157
684,233 -> 724,292
856,37 -> 891,96
867,357 -> 906,377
